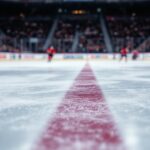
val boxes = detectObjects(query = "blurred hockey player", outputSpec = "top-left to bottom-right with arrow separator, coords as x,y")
132,49 -> 139,60
47,46 -> 56,62
120,46 -> 128,61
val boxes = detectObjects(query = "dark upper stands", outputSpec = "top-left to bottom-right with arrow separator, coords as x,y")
107,16 -> 150,52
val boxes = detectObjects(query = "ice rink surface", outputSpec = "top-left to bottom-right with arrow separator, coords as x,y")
0,60 -> 150,150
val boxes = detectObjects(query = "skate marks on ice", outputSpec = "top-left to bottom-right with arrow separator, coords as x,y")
34,64 -> 125,150
0,61 -> 85,150
90,61 -> 150,150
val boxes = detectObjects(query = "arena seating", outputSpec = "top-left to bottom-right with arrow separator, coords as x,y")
0,16 -> 52,53
107,16 -> 150,52
53,18 -> 105,53
0,13 -> 149,53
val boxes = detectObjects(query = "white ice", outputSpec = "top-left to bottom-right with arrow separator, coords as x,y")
90,61 -> 150,150
0,60 -> 150,150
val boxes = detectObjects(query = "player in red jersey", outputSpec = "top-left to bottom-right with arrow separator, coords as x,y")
47,46 -> 56,62
132,49 -> 139,60
120,46 -> 128,61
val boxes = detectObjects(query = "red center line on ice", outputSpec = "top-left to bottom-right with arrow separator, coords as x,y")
34,64 -> 125,150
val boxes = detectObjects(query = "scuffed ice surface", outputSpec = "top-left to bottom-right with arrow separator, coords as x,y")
91,61 -> 150,150
0,60 -> 150,150
0,61 -> 85,150
35,65 -> 125,150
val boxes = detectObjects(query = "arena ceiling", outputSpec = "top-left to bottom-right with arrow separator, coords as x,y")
0,0 -> 149,3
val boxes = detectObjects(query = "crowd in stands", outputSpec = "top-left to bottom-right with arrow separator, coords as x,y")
77,21 -> 105,53
107,15 -> 150,52
53,20 -> 75,53
53,19 -> 105,53
0,35 -> 18,53
0,21 -> 49,39
0,14 -> 149,53
137,37 -> 150,52
0,16 -> 52,53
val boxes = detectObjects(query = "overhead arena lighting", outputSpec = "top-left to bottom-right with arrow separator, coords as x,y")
0,0 -> 149,3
